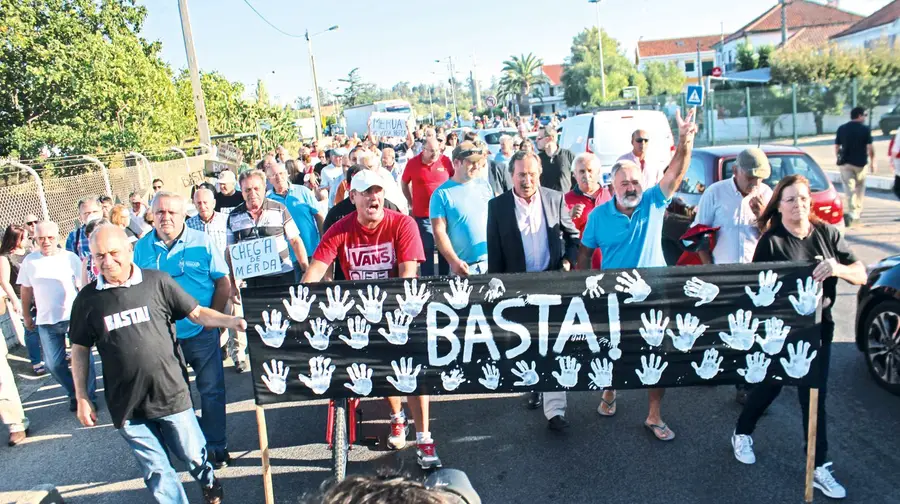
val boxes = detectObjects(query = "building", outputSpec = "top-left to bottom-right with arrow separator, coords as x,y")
636,35 -> 723,84
528,64 -> 571,116
714,0 -> 863,72
830,0 -> 900,48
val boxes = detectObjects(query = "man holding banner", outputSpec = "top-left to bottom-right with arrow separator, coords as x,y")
576,108 -> 698,441
301,169 -> 443,470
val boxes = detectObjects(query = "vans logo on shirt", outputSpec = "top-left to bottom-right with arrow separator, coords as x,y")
104,306 -> 151,332
346,243 -> 395,279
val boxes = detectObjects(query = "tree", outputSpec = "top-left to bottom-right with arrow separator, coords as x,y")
338,68 -> 376,107
757,45 -> 773,68
642,61 -> 685,96
561,27 -> 644,107
736,42 -> 759,71
770,46 -> 852,134
499,53 -> 548,115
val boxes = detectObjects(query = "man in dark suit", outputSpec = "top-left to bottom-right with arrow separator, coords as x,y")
486,150 -> 580,431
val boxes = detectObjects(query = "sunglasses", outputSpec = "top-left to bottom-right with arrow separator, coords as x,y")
153,185 -> 163,190
25,221 -> 37,226
634,138 -> 650,143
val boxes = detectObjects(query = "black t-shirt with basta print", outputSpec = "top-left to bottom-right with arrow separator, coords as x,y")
69,269 -> 199,429
215,190 -> 244,214
752,221 -> 858,323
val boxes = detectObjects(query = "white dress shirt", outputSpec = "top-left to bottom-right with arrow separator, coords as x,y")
514,190 -> 550,272
692,177 -> 773,265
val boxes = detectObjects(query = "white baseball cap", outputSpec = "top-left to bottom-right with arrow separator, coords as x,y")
350,169 -> 385,193
217,170 -> 236,184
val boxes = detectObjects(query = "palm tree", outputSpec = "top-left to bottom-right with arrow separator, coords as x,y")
500,53 -> 548,116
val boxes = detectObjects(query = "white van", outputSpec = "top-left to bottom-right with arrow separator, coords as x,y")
559,110 -> 674,185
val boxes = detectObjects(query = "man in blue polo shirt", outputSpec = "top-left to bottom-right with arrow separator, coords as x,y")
576,108 -> 698,443
133,191 -> 234,469
264,159 -> 323,272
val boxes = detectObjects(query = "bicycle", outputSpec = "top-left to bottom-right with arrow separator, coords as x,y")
326,397 -> 361,481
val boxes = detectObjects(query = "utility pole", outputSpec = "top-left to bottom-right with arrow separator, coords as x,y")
177,0 -> 211,147
780,0 -> 788,46
447,57 -> 460,124
471,53 -> 482,112
590,0 -> 607,101
696,41 -> 702,83
306,31 -> 323,141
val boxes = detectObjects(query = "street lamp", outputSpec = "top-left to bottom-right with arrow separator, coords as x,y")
588,0 -> 607,101
306,24 -> 339,140
435,57 -> 460,125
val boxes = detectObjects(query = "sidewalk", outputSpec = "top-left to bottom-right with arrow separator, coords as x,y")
775,134 -> 897,192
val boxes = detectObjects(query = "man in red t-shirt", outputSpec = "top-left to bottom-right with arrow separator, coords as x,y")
401,137 -> 454,277
564,154 -> 610,269
302,170 -> 442,470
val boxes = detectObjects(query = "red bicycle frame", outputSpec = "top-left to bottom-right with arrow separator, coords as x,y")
326,398 -> 360,447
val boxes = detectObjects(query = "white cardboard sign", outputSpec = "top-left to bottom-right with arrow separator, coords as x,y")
230,237 -> 281,279
370,112 -> 409,138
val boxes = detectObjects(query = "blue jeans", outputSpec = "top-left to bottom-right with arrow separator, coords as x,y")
415,217 -> 449,277
119,408 -> 216,503
38,320 -> 96,403
178,328 -> 227,453
24,308 -> 42,366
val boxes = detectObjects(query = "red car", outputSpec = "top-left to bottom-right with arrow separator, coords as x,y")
662,145 -> 844,265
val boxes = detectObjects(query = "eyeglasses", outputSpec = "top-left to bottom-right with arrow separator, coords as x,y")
153,185 -> 162,190
635,138 -> 650,143
25,221 -> 37,226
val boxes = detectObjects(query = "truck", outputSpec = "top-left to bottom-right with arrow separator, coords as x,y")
343,99 -> 414,138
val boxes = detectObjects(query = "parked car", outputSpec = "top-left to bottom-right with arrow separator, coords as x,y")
878,104 -> 900,136
661,145 -> 845,265
476,127 -> 517,157
559,110 -> 674,185
855,254 -> 900,395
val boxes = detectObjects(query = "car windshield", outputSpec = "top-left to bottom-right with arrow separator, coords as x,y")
722,154 -> 830,192
482,131 -> 516,144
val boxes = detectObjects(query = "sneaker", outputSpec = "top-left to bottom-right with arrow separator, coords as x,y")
814,462 -> 847,499
386,418 -> 408,450
234,361 -> 249,374
211,449 -> 233,470
202,479 -> 224,504
731,431 -> 756,465
416,442 -> 442,470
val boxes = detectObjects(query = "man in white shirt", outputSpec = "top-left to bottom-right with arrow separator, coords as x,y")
618,129 -> 662,188
691,147 -> 772,405
319,148 -> 347,209
18,221 -> 97,411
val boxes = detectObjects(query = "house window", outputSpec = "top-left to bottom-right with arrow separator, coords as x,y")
702,60 -> 714,75
549,86 -> 555,97
685,61 -> 695,72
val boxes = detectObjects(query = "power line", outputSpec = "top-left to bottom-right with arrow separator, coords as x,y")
239,0 -> 304,38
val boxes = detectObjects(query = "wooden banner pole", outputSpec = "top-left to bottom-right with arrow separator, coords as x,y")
803,388 -> 820,503
256,405 -> 275,504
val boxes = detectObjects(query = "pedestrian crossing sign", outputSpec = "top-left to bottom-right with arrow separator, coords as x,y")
685,85 -> 704,106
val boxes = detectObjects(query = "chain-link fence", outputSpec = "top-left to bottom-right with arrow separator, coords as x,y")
0,146 -> 211,238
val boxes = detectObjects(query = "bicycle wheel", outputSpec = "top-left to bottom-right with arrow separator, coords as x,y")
332,398 -> 348,481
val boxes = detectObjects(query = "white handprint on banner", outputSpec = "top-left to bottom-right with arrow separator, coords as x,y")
378,309 -> 413,345
639,309 -> 669,347
303,318 -> 333,351
261,359 -> 289,395
443,277 -> 473,309
615,270 -> 652,303
757,317 -> 790,355
780,341 -> 817,379
440,369 -> 465,391
789,277 -> 822,316
282,286 -> 316,322
483,278 -> 506,302
683,277 -> 719,306
344,363 -> 373,396
552,356 -> 581,388
319,286 -> 355,321
718,309 -> 760,351
583,274 -> 605,299
339,316 -> 370,350
691,349 -> 723,380
737,352 -> 771,384
298,356 -> 335,395
666,313 -> 708,352
588,358 -> 614,390
635,354 -> 668,386
607,293 -> 622,360
387,357 -> 421,394
255,309 -> 290,348
745,270 -> 783,307
355,285 -> 387,323
478,363 -> 500,390
396,279 -> 431,317
511,360 -> 539,387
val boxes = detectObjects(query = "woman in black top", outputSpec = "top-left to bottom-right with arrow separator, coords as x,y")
731,175 -> 866,499
0,224 -> 45,374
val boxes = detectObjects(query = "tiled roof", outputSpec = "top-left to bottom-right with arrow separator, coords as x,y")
782,23 -> 853,47
638,35 -> 722,57
542,64 -> 563,86
832,0 -> 900,39
722,0 -> 863,45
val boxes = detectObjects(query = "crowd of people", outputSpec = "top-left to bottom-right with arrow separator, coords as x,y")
0,108 -> 868,503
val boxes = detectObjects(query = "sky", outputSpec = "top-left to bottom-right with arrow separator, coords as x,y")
140,0 -> 892,105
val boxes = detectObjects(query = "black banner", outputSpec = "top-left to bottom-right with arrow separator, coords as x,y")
243,262 -> 822,405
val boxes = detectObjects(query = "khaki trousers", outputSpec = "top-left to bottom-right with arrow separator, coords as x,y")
839,163 -> 867,219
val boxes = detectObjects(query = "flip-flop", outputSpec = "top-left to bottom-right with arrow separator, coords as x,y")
597,392 -> 617,417
644,422 -> 675,441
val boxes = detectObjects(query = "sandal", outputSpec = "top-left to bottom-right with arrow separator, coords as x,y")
597,392 -> 617,417
644,422 -> 675,441
32,364 -> 47,376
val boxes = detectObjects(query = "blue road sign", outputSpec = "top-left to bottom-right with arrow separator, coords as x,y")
685,85 -> 704,107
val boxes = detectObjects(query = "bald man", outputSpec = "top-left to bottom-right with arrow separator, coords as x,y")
18,221 -> 97,411
70,224 -> 245,504
402,137 -> 454,276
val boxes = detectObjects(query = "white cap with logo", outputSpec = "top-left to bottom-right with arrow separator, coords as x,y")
350,169 -> 385,193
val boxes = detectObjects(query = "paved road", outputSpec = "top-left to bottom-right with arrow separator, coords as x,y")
2,192 -> 899,504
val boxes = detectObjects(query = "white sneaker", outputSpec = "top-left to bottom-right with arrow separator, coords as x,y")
386,418 -> 409,450
814,462 -> 847,499
731,431 -> 756,464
